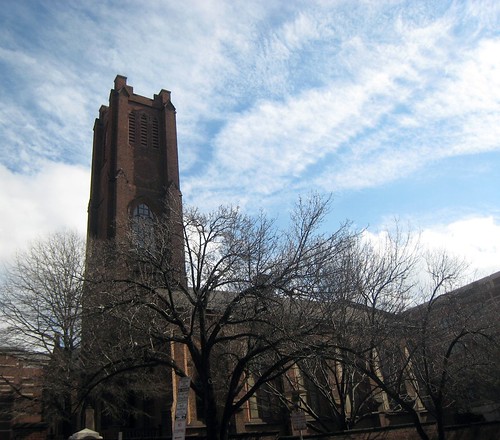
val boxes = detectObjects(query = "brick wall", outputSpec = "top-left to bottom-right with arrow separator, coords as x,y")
275,421 -> 500,440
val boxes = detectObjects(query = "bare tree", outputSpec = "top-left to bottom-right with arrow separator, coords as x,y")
281,353 -> 383,432
272,225 -> 422,433
401,251 -> 499,440
90,195 -> 356,440
0,230 -> 85,438
86,204 -> 500,440
314,232 -> 499,440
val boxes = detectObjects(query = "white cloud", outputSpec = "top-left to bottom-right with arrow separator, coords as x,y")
413,37 -> 500,152
0,162 -> 89,267
313,34 -> 500,192
4,1 -> 497,199
186,44 -> 414,198
420,216 -> 500,278
364,215 -> 500,280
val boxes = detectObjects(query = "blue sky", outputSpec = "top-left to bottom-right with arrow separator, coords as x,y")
0,0 -> 499,277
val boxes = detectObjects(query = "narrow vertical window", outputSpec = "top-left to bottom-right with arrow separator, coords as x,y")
140,114 -> 148,147
129,112 -> 136,146
131,203 -> 154,247
247,376 -> 260,420
152,118 -> 159,149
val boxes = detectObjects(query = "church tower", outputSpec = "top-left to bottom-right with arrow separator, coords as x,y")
84,76 -> 184,435
87,75 -> 183,269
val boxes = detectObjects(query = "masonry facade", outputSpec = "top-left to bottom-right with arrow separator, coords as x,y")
0,350 -> 46,440
88,75 -> 183,264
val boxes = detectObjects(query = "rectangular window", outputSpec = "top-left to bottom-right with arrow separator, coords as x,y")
129,112 -> 136,146
140,115 -> 148,147
152,118 -> 159,148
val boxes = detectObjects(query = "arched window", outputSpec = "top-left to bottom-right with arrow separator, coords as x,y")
133,203 -> 152,219
131,203 -> 154,247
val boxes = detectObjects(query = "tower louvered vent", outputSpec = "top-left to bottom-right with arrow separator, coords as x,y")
129,112 -> 136,145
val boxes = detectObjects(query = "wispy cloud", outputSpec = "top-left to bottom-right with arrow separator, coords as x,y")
0,0 -> 498,275
182,3 -> 500,204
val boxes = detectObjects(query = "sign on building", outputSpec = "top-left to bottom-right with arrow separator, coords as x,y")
291,409 -> 307,431
173,376 -> 191,440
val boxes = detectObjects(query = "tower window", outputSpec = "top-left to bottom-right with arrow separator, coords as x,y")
133,203 -> 152,219
152,118 -> 159,149
129,112 -> 136,146
131,112 -> 159,149
131,203 -> 154,247
140,115 -> 148,147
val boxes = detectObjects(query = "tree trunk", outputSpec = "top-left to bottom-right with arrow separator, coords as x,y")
62,393 -> 74,439
203,379 -> 221,440
410,411 -> 430,440
435,406 -> 446,440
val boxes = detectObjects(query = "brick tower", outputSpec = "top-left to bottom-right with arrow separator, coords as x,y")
87,75 -> 183,253
85,76 -> 184,435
